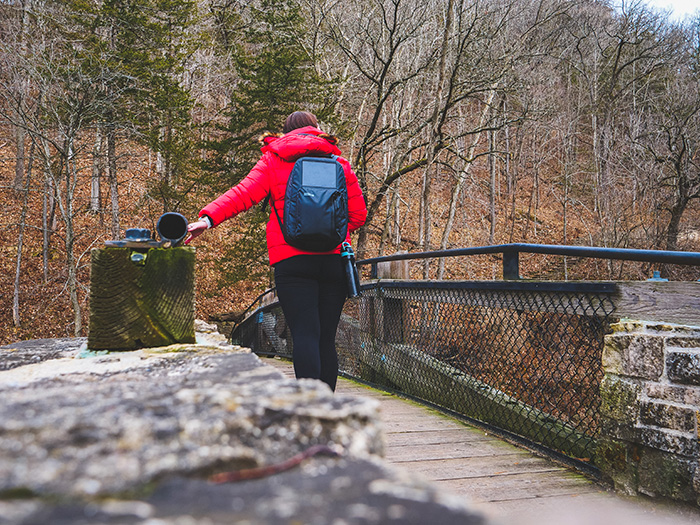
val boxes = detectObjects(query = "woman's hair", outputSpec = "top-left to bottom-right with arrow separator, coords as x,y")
283,111 -> 318,133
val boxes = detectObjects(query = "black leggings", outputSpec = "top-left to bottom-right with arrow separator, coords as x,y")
274,254 -> 347,391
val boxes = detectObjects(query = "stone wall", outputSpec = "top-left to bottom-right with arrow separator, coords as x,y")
598,320 -> 700,505
0,322 -> 487,524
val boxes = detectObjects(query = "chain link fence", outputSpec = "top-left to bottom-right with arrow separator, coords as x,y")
232,279 -> 616,467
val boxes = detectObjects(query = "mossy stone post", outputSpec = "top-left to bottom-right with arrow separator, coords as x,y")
598,320 -> 700,506
88,247 -> 196,350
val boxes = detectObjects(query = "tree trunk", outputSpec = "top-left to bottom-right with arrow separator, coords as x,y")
379,188 -> 396,256
14,124 -> 25,191
438,88 -> 497,278
13,142 -> 35,327
419,164 -> 432,278
65,139 -> 82,336
12,0 -> 30,191
504,99 -> 512,196
66,230 -> 81,336
523,157 -> 540,240
91,126 -> 105,218
107,125 -> 120,238
563,131 -> 573,281
393,190 -> 402,247
420,0 -> 454,279
41,139 -> 55,284
665,199 -> 686,254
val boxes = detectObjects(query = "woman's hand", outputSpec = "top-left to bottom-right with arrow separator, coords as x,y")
184,220 -> 209,245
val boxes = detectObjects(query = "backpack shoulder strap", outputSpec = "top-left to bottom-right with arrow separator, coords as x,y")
264,154 -> 341,233
269,195 -> 283,229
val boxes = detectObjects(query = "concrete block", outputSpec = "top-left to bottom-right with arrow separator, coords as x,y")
667,337 -> 700,349
600,375 -> 641,425
667,351 -> 700,386
638,448 -> 697,502
645,383 -> 700,406
639,400 -> 696,432
638,427 -> 699,457
0,333 -> 489,524
595,437 -> 640,496
604,333 -> 664,380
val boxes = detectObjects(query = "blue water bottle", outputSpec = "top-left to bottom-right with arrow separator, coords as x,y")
340,242 -> 360,298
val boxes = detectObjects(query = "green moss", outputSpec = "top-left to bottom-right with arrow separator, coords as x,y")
89,247 -> 195,350
611,321 -> 645,333
595,438 -> 642,495
639,450 -> 697,501
0,487 -> 37,500
596,439 -> 629,472
600,375 -> 640,423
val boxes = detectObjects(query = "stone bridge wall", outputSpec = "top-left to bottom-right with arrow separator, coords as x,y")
598,320 -> 700,505
0,323 -> 487,524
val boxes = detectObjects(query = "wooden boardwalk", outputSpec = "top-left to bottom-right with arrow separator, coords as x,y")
262,356 -> 700,524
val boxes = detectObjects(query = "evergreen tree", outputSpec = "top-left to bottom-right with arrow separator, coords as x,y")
203,0 -> 337,288
205,0 -> 335,187
66,0 -> 199,214
129,0 -> 199,212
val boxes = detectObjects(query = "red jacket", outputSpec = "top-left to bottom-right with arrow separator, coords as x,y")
200,126 -> 368,265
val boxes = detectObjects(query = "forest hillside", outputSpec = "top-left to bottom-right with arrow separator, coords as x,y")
1,0 -> 699,345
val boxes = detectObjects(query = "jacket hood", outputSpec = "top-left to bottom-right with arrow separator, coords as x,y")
262,126 -> 342,162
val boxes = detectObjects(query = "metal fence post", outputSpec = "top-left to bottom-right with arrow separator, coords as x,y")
503,250 -> 520,280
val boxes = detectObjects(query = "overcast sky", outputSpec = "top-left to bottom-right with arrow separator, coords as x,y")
643,0 -> 699,20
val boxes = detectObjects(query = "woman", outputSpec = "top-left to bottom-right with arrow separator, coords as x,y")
186,111 -> 367,391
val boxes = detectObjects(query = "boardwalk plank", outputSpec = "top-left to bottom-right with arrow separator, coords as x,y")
384,428 -> 495,446
394,455 -> 564,480
435,470 -> 602,501
260,357 -> 700,525
386,440 -> 535,462
380,417 -> 467,432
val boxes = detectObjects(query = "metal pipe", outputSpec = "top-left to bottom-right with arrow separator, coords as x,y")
156,212 -> 188,246
358,243 -> 700,271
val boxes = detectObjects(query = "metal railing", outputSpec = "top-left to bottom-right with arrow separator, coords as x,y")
360,243 -> 700,279
231,244 -> 700,473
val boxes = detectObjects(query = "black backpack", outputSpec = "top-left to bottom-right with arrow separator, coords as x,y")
270,155 -> 349,252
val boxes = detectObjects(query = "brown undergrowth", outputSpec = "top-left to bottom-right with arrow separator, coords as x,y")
1,139 -> 699,346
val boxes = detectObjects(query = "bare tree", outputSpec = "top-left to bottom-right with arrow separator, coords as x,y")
557,1 -> 674,247
12,138 -> 35,327
1,1 -> 109,334
314,0 -> 438,256
4,0 -> 33,192
638,22 -> 700,258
